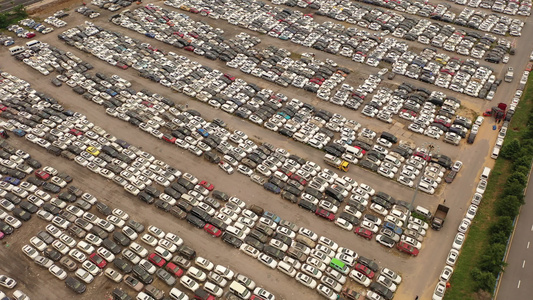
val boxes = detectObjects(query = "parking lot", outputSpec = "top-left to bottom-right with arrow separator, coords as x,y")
0,0 -> 532,299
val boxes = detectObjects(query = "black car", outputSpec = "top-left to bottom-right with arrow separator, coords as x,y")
43,247 -> 61,261
96,202 -> 112,216
138,192 -> 155,204
26,176 -> 43,186
144,186 -> 161,198
369,282 -> 394,300
57,172 -> 73,183
90,225 -> 109,240
4,193 -> 21,205
208,218 -> 228,231
298,199 -> 317,212
37,231 -> 54,244
243,236 -> 265,251
186,214 -> 206,229
154,200 -> 171,212
132,265 -> 154,284
73,199 -> 91,211
42,182 -> 61,193
357,256 -> 380,272
113,232 -> 131,247
113,258 -> 133,273
212,190 -> 229,201
43,203 -> 61,215
281,191 -> 298,203
359,159 -> 379,171
0,221 -> 14,234
65,276 -> 86,294
112,289 -> 132,300
58,192 -> 77,202
222,233 -> 243,248
127,220 -> 144,233
13,200 -> 39,214
177,245 -> 196,260
444,171 -> 457,183
263,245 -> 285,260
338,212 -> 359,225
102,238 -> 122,255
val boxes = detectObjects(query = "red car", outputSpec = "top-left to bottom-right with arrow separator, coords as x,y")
148,253 -> 166,267
315,209 -> 335,221
184,46 -> 194,52
354,227 -> 373,240
354,263 -> 374,279
89,252 -> 107,269
223,74 -> 236,81
397,241 -> 419,256
165,262 -> 184,277
162,135 -> 177,144
34,170 -> 50,180
68,129 -> 83,136
290,174 -> 307,185
413,152 -> 431,162
26,32 -> 36,38
203,224 -> 222,237
199,180 -> 214,191
353,146 -> 366,155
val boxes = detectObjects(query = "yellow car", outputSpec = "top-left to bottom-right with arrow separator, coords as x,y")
86,146 -> 100,156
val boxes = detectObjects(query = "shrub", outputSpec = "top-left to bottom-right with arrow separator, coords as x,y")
507,172 -> 528,186
471,268 -> 497,291
500,139 -> 521,159
495,195 -> 521,218
478,243 -> 506,274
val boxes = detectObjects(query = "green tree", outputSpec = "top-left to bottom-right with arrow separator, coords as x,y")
495,195 -> 521,217
503,181 -> 526,201
489,216 -> 513,236
514,165 -> 530,177
513,156 -> 532,171
507,172 -> 528,185
471,268 -> 497,291
489,230 -> 510,245
500,139 -> 521,160
479,243 -> 506,274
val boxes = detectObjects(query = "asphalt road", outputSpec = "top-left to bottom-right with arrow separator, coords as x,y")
0,0 -> 532,299
495,170 -> 533,300
0,0 -> 41,12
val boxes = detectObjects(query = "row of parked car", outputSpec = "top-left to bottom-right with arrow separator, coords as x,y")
0,53 -> 420,298
160,1 -> 504,98
277,0 -> 517,58
52,23 -> 460,182
348,0 -> 528,34
449,0 -> 532,16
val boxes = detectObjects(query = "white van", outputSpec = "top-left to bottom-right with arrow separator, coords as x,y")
229,281 -> 251,299
345,145 -> 363,159
480,167 -> 491,180
491,147 -> 500,159
415,206 -> 432,219
277,261 -> 297,277
26,40 -> 41,48
9,46 -> 24,56
384,155 -> 401,168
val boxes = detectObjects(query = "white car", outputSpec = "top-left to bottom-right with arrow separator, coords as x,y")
440,265 -> 454,282
335,218 -> 353,231
377,275 -> 397,292
452,161 -> 463,172
432,281 -> 446,300
401,236 -> 422,250
465,204 -> 478,220
349,270 -> 371,287
195,257 -> 215,271
408,217 -> 429,230
180,275 -> 200,292
258,253 -> 277,269
317,284 -> 337,300
49,265 -> 67,280
295,272 -> 317,289
361,220 -> 379,233
381,267 -> 402,284
452,233 -> 465,251
458,218 -> 471,234
446,249 -> 459,266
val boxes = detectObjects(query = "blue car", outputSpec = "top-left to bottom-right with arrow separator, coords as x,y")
383,221 -> 403,235
197,128 -> 209,138
13,129 -> 26,137
263,211 -> 281,223
3,177 -> 21,186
